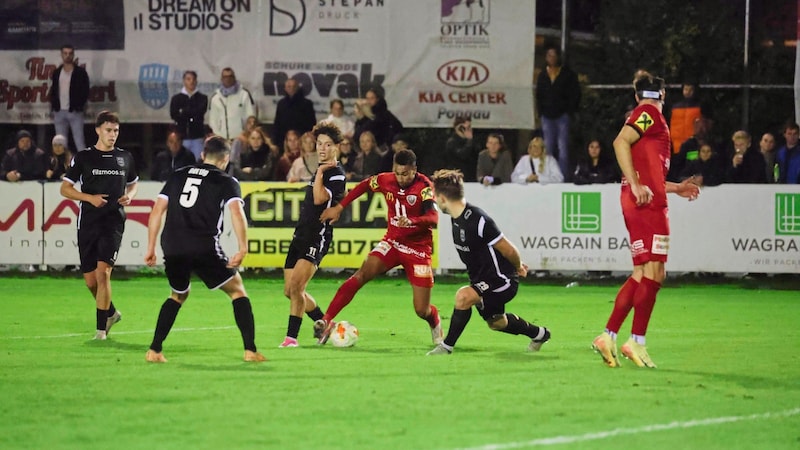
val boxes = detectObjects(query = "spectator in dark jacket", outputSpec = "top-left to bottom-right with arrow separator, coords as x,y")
273,78 -> 317,150
49,44 -> 90,152
365,87 -> 403,148
1,130 -> 49,182
536,45 -> 580,180
725,130 -> 767,183
46,134 -> 73,181
150,131 -> 197,182
441,117 -> 480,181
573,139 -> 619,185
679,142 -> 723,187
170,70 -> 208,160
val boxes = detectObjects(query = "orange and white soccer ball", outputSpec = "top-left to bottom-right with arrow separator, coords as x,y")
330,321 -> 359,347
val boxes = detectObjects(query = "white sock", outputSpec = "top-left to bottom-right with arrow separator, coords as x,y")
632,334 -> 646,345
605,329 -> 617,340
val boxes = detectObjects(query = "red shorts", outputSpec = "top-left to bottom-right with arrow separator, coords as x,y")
622,204 -> 670,266
369,239 -> 434,288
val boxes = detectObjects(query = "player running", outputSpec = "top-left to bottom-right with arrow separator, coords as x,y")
314,149 -> 443,345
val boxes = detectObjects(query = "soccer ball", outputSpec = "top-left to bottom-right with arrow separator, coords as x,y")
329,321 -> 359,347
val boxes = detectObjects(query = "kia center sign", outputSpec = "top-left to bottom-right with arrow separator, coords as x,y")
0,0 -> 535,129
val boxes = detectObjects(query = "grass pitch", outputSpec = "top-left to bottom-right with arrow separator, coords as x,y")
0,274 -> 798,449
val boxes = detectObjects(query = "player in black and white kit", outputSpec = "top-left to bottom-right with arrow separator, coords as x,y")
60,110 -> 138,341
427,169 -> 550,355
279,122 -> 347,348
143,136 -> 266,363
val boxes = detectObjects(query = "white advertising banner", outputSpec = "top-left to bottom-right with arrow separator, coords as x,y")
2,182 -> 798,272
0,0 -> 535,129
436,183 -> 800,274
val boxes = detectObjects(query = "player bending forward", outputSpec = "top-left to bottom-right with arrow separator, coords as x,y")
143,136 -> 266,363
427,169 -> 550,355
315,149 -> 443,345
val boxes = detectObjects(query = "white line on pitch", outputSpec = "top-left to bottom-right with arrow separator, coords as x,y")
4,326 -> 236,340
455,407 -> 800,449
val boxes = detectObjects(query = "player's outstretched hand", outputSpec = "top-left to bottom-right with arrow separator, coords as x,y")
676,176 -> 701,201
320,204 -> 343,224
227,250 -> 246,268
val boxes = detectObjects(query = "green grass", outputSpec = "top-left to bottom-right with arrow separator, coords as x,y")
0,275 -> 798,449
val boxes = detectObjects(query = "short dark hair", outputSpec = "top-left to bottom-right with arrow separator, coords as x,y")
183,70 -> 197,80
432,169 -> 464,201
313,121 -> 343,144
393,148 -> 417,167
367,86 -> 385,99
203,136 -> 230,159
783,122 -> 800,134
487,133 -> 506,150
634,71 -> 665,100
329,99 -> 344,109
60,44 -> 74,52
95,110 -> 120,127
453,116 -> 470,128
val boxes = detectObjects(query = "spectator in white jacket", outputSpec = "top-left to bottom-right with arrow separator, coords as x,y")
511,136 -> 564,184
208,67 -> 256,141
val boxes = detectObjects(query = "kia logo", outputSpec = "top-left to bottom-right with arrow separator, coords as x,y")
437,60 -> 489,88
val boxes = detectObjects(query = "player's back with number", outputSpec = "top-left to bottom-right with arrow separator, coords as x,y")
159,163 -> 241,256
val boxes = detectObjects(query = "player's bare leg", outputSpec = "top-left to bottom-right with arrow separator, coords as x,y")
221,274 -> 266,361
316,255 -> 387,344
281,262 -> 317,347
411,284 -> 442,344
85,261 -> 115,339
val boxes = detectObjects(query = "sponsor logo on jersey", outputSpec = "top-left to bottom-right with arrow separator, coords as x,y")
652,234 -> 669,255
91,169 -> 124,176
634,111 -> 654,132
413,264 -> 432,278
421,186 -> 433,202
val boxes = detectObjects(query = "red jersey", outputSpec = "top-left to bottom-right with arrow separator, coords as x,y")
622,103 -> 671,208
340,172 -> 437,253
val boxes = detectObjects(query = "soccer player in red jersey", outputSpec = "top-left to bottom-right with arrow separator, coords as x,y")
592,71 -> 700,368
314,149 -> 443,345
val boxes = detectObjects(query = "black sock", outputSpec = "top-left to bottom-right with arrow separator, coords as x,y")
96,309 -> 109,331
306,306 -> 324,322
501,313 -> 543,339
150,299 -> 181,352
232,297 -> 257,352
108,302 -> 117,317
287,315 -> 302,339
443,308 -> 472,348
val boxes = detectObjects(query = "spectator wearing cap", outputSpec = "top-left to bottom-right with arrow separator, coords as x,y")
1,130 -> 49,182
47,134 -> 73,181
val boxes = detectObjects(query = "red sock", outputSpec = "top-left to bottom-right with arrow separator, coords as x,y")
426,304 -> 440,328
631,277 -> 661,336
323,276 -> 362,322
605,277 -> 639,333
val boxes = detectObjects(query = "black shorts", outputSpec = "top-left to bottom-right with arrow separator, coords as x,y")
164,253 -> 236,292
78,222 -> 124,273
284,234 -> 331,269
471,280 -> 519,320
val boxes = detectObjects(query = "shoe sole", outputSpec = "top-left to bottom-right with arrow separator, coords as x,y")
592,340 -> 620,368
